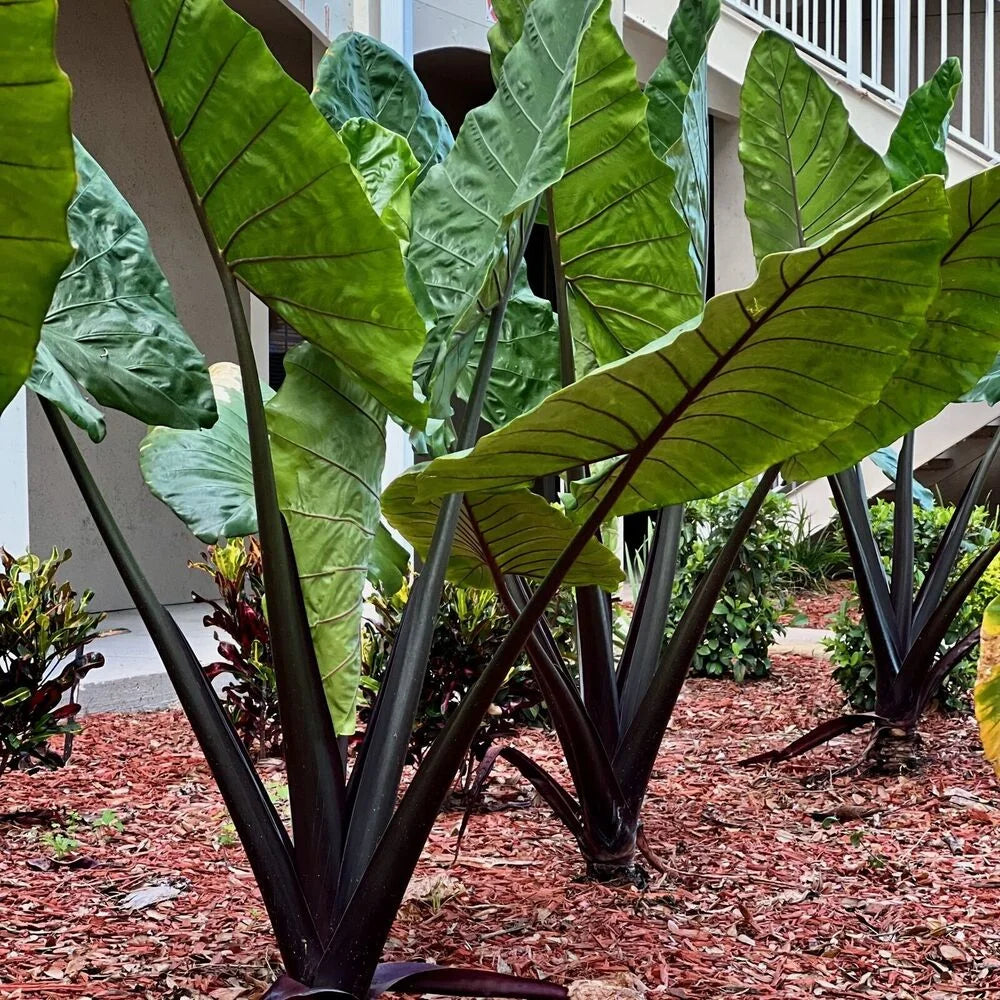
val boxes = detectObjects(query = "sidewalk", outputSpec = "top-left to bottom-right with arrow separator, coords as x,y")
79,603 -> 216,715
76,608 -> 835,716
771,626 -> 834,659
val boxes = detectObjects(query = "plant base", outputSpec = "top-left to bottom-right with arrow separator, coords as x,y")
584,858 -> 649,889
867,726 -> 923,774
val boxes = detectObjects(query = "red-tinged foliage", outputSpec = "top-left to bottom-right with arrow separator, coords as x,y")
191,540 -> 282,761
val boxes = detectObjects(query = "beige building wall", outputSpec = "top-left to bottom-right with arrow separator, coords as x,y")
28,0 -> 315,610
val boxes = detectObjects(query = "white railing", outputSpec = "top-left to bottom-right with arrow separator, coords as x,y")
728,0 -> 1000,158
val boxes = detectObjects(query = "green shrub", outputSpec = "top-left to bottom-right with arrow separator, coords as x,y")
647,487 -> 794,682
781,506 -> 852,591
827,500 -> 1000,712
359,582 -> 549,788
0,550 -> 108,780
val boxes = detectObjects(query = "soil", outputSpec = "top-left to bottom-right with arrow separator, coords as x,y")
782,581 -> 855,629
2,654 -> 999,999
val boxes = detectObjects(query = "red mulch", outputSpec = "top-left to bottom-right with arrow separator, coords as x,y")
782,581 -> 855,629
2,655 -> 1000,999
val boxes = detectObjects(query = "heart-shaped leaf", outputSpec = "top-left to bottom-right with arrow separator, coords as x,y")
267,343 -> 388,735
0,0 -> 75,415
549,0 -> 701,366
312,32 -> 452,180
30,142 -> 216,442
417,180 -> 950,516
140,363 -> 269,542
739,30 -> 891,265
127,0 -> 426,423
383,467 -> 622,591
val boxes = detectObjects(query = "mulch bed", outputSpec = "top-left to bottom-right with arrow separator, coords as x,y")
782,581 -> 855,629
2,654 -> 999,999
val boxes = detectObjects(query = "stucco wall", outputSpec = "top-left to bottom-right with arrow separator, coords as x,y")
29,0 -> 313,610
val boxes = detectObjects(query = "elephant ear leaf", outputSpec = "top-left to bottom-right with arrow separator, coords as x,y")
312,32 -> 452,180
645,0 -> 720,290
976,597 -> 1000,778
30,141 -> 216,442
418,179 -> 950,516
267,343 -> 388,736
127,0 -> 426,425
0,0 -> 75,416
487,0 -> 529,79
884,58 -> 962,191
548,0 -> 701,367
406,0 -> 604,334
383,467 -> 622,591
369,524 -> 409,598
457,279 -> 561,432
784,163 -> 1000,480
739,30 -> 891,265
339,118 -> 420,244
140,363 -> 270,543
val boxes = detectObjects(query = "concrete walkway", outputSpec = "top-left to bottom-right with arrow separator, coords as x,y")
79,603 -> 216,715
772,626 -> 834,659
76,607 -> 836,716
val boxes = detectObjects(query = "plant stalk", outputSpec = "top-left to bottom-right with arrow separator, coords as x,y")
336,203 -> 539,911
123,10 -> 347,944
41,398 -> 319,978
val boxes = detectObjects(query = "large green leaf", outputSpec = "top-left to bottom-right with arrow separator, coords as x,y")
487,0 -> 529,80
739,31 -> 891,265
976,596 -> 1000,778
383,468 -> 622,591
127,0 -> 426,424
140,363 -> 270,542
406,0 -> 604,333
0,0 -> 75,415
549,0 -> 701,366
884,58 -> 962,191
645,0 -> 720,290
339,118 -> 419,244
964,352 -> 1000,404
312,32 -> 453,180
369,524 -> 409,597
30,142 -> 216,442
457,281 -> 561,431
784,165 -> 1000,479
267,343 -> 387,735
417,179 -> 950,516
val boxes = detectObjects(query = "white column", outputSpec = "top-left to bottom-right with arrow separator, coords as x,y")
248,294 -> 272,386
611,0 -> 624,32
0,390 -> 31,555
379,0 -> 413,57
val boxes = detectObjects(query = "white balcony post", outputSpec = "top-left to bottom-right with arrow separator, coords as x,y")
379,0 -> 413,60
0,390 -> 31,556
846,0 -> 862,85
895,0 -> 911,101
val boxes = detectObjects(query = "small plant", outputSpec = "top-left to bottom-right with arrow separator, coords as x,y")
40,830 -> 80,859
0,549 -> 112,781
190,539 -> 281,761
215,820 -> 238,850
826,501 -> 1000,713
92,808 -> 125,834
782,506 -> 852,592
655,487 -> 793,682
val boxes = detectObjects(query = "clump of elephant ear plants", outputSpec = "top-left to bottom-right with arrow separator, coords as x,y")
7,1 -> 1000,998
736,36 -> 1000,776
407,11 -> 1000,881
